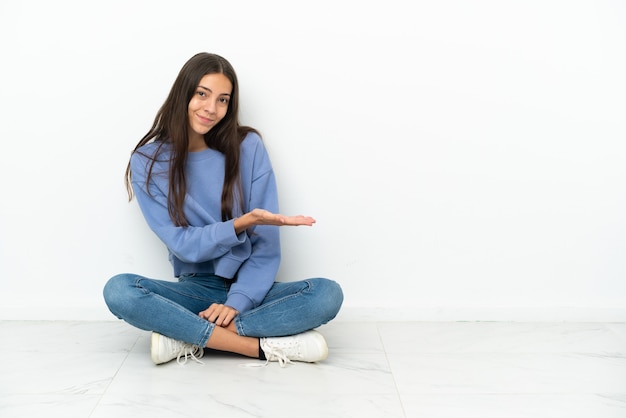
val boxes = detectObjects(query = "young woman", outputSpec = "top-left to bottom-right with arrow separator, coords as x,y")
103,52 -> 343,366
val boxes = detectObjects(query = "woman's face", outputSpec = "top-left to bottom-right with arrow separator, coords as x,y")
187,73 -> 233,144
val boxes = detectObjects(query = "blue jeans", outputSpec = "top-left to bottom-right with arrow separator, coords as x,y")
103,273 -> 343,348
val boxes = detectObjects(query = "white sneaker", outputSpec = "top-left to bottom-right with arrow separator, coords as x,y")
150,332 -> 204,365
260,330 -> 328,367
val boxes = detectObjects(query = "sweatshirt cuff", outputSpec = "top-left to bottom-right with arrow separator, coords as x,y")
216,219 -> 245,247
225,293 -> 254,314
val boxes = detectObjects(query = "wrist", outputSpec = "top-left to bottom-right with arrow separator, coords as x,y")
233,213 -> 250,235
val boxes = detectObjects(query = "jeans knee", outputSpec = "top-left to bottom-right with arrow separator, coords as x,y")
314,278 -> 344,319
103,274 -> 135,316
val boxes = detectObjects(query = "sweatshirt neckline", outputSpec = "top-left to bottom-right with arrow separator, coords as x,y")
187,147 -> 220,162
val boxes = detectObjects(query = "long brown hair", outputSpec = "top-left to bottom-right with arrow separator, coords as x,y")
125,53 -> 259,226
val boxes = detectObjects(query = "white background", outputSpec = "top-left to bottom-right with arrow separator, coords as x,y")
1,0 -> 625,321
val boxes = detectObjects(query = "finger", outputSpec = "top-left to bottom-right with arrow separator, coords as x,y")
205,308 -> 222,323
219,308 -> 238,327
218,315 -> 230,327
285,216 -> 315,226
217,312 -> 232,327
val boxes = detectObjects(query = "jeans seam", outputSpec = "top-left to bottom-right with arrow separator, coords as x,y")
136,277 -> 227,304
237,280 -> 312,336
134,276 -> 218,346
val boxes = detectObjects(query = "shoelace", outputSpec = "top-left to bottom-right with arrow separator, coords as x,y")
262,346 -> 294,368
237,351 -> 293,368
176,345 -> 205,365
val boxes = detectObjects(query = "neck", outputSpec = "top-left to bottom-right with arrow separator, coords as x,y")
188,135 -> 208,152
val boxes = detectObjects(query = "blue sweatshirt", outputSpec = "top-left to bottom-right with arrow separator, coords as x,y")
130,132 -> 281,313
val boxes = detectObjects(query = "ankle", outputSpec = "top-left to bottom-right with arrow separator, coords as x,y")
258,339 -> 267,360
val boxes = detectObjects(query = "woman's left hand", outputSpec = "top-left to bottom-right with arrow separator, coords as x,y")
233,209 -> 316,234
199,303 -> 239,327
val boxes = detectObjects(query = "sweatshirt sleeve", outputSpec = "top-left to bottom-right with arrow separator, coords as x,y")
224,139 -> 281,313
130,153 -> 245,264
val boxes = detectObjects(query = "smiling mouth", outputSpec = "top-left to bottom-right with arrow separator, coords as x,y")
197,115 -> 214,124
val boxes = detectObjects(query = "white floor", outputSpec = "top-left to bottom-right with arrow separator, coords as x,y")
1,320 -> 626,417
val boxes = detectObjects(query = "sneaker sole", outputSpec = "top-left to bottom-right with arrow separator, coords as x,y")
304,330 -> 329,362
150,332 -> 164,365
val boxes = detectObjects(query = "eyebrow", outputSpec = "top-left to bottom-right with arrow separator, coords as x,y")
198,85 -> 231,96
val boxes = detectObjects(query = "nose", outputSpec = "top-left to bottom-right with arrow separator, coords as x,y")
203,99 -> 217,114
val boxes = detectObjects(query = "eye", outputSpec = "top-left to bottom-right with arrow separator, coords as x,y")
219,97 -> 230,105
197,90 -> 207,97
